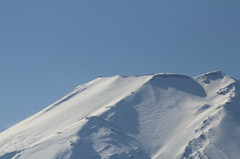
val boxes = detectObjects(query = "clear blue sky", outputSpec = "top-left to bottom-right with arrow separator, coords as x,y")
0,0 -> 240,131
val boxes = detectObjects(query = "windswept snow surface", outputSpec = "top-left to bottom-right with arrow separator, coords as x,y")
1,71 -> 240,159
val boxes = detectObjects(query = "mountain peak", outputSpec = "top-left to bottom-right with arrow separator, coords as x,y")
201,70 -> 224,77
0,71 -> 240,159
195,70 -> 229,84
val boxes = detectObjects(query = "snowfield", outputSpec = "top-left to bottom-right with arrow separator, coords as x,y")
0,71 -> 240,159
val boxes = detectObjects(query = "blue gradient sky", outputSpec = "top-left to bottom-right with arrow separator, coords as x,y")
0,0 -> 240,131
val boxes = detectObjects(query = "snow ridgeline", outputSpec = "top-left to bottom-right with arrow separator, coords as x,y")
0,71 -> 240,159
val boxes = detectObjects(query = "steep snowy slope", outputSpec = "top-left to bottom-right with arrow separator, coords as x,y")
0,71 -> 240,159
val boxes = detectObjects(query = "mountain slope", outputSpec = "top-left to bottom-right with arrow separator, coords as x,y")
0,71 -> 240,159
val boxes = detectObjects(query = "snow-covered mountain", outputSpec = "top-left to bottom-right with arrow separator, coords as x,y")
0,71 -> 240,159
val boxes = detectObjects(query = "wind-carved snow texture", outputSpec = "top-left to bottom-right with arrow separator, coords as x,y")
0,71 -> 240,159
69,89 -> 151,159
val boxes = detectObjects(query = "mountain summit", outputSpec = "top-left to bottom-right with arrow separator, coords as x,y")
0,71 -> 240,159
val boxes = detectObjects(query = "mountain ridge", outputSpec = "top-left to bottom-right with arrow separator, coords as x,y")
0,71 -> 240,159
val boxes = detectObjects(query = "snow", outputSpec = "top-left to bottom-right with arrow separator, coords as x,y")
0,71 -> 240,159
